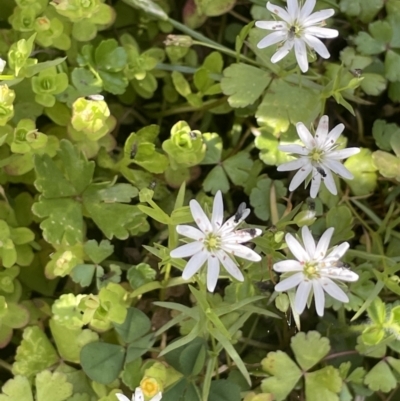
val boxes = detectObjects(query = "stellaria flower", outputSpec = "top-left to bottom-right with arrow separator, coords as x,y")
277,115 -> 360,198
0,58 -> 6,74
170,191 -> 262,292
255,0 -> 339,72
116,387 -> 162,401
273,226 -> 358,316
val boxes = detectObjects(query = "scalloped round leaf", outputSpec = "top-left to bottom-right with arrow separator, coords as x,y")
0,375 -> 33,401
12,326 -> 59,378
372,150 -> 400,180
84,239 -> 114,264
305,366 -> 342,401
221,63 -> 271,108
364,360 -> 397,392
35,371 -> 73,401
203,165 -> 230,194
291,331 -> 330,371
80,342 -> 125,384
71,264 -> 96,287
261,351 -> 301,401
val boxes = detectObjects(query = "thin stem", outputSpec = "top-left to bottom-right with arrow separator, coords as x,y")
0,359 -> 12,371
323,350 -> 359,361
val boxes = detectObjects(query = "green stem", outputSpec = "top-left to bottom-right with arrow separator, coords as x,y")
0,359 -> 12,371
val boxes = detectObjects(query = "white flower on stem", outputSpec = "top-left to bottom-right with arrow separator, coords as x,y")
116,388 -> 162,401
0,58 -> 6,74
277,115 -> 360,198
273,226 -> 358,316
255,0 -> 339,72
170,191 -> 262,292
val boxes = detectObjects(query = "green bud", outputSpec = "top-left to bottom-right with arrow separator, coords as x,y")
361,326 -> 385,345
7,34 -> 37,76
11,119 -> 48,154
50,0 -> 101,21
275,292 -> 290,313
162,121 -> 206,169
293,210 -> 317,227
9,7 -> 36,33
164,35 -> 193,48
0,85 -> 16,126
71,97 -> 110,139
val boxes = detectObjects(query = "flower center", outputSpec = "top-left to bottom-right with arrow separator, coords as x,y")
204,233 -> 220,252
309,148 -> 324,163
140,377 -> 160,398
303,261 -> 320,279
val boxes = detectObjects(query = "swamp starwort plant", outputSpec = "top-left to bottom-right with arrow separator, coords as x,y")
116,387 -> 162,401
277,115 -> 360,198
273,226 -> 359,316
255,0 -> 338,72
170,191 -> 262,292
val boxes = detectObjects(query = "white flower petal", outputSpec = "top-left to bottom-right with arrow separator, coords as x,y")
170,241 -> 204,258
219,209 -> 250,234
303,34 -> 330,59
310,171 -> 321,198
322,167 -> 338,195
216,250 -> 244,281
314,115 -> 329,147
289,163 -> 313,191
322,266 -> 359,282
325,123 -> 345,146
312,280 -> 325,316
255,21 -> 287,30
207,255 -> 220,292
315,227 -> 334,260
321,277 -> 349,302
296,122 -> 315,148
295,280 -> 312,314
328,148 -> 360,160
286,232 -> 310,262
150,393 -> 163,401
294,38 -> 308,72
0,58 -> 6,74
224,228 -> 262,244
134,388 -> 144,401
304,9 -> 335,26
325,242 -> 350,261
221,243 -> 261,261
278,144 -> 309,155
271,40 -> 294,63
211,190 -> 224,230
267,2 -> 292,23
301,226 -> 316,257
287,0 -> 299,19
116,394 -> 130,401
176,225 -> 205,241
275,272 -> 304,291
273,260 -> 303,272
300,0 -> 316,20
257,30 -> 287,49
277,157 -> 309,172
323,159 -> 354,179
305,26 -> 338,38
189,199 -> 212,233
182,250 -> 208,280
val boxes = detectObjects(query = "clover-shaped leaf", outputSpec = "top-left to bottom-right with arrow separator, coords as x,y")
221,63 -> 271,108
364,360 -> 397,392
291,331 -> 331,371
84,239 -> 114,264
261,351 -> 302,401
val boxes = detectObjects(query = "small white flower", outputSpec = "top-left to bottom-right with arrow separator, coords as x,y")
277,115 -> 360,198
273,226 -> 358,316
0,58 -> 6,74
255,0 -> 339,72
170,191 -> 262,292
116,388 -> 162,401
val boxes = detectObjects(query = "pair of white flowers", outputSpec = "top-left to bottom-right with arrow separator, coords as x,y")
171,179 -> 358,316
256,0 -> 338,72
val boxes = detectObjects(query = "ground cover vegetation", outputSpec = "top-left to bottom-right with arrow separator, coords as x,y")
0,0 -> 400,400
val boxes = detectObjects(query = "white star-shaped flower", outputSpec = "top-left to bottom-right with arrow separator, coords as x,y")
170,191 -> 262,292
255,0 -> 339,72
0,58 -> 6,74
273,226 -> 358,316
277,115 -> 360,198
116,388 -> 162,401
